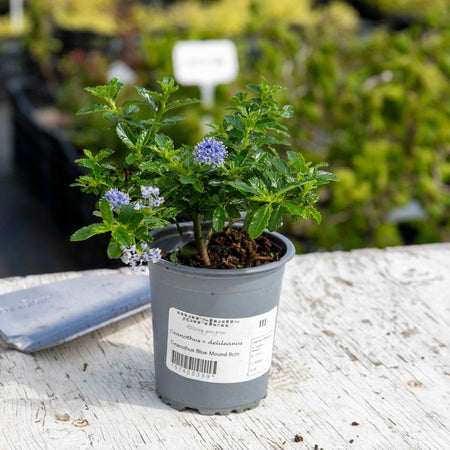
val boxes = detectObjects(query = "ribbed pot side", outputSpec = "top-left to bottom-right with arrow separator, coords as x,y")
149,222 -> 295,415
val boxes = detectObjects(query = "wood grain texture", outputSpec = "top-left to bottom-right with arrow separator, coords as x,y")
0,244 -> 449,450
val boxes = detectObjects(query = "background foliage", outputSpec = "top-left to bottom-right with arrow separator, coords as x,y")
2,0 -> 448,252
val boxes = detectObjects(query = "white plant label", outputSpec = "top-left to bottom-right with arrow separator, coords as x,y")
166,306 -> 278,383
172,40 -> 238,87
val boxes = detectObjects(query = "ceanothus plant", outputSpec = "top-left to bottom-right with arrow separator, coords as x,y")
70,77 -> 337,268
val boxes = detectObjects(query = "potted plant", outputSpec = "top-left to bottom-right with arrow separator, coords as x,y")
70,77 -> 337,414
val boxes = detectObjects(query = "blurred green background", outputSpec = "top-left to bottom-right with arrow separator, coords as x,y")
0,0 -> 449,275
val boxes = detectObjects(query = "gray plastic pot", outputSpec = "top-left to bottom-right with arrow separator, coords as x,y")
150,222 -> 295,415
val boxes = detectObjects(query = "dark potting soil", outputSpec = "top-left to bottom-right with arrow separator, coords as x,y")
162,227 -> 283,269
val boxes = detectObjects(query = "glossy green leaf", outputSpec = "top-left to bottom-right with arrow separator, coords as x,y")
248,204 -> 273,239
107,239 -> 122,259
100,198 -> 113,225
212,206 -> 227,231
135,86 -> 158,110
226,181 -> 258,194
165,98 -> 200,111
124,104 -> 139,116
116,122 -> 136,149
268,204 -> 284,231
112,227 -> 133,247
310,208 -> 322,224
316,170 -> 339,185
180,175 -> 196,184
76,104 -> 109,115
70,223 -> 109,241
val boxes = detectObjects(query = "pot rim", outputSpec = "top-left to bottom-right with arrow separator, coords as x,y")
151,222 -> 296,277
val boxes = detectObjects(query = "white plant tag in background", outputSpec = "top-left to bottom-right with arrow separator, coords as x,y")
172,40 -> 238,87
166,306 -> 278,383
172,39 -> 238,110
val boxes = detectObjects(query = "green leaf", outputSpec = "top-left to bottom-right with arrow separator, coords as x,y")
122,99 -> 147,108
84,79 -> 123,101
276,181 -> 308,197
139,161 -> 161,173
249,178 -> 268,194
125,154 -> 139,165
100,198 -> 113,225
287,151 -> 306,173
117,205 -> 138,226
226,180 -> 258,194
136,130 -> 150,149
92,164 -> 101,179
212,206 -> 227,231
70,223 -> 109,241
161,116 -> 184,126
270,156 -> 290,177
193,182 -> 204,193
95,149 -> 114,161
128,212 -> 144,230
116,122 -> 136,149
110,78 -> 123,100
159,76 -> 178,94
258,135 -> 290,147
268,204 -> 284,231
107,239 -> 122,259
279,104 -> 294,118
256,118 -> 276,129
83,149 -> 94,160
248,204 -> 273,239
282,202 -> 304,215
119,116 -> 146,130
224,115 -> 245,131
310,208 -> 322,224
180,175 -> 196,184
85,85 -> 110,99
316,170 -> 339,185
165,98 -> 200,111
76,104 -> 109,115
135,86 -> 158,110
75,158 -> 95,169
135,225 -> 151,241
244,208 -> 254,230
112,227 -> 133,247
143,216 -> 171,229
124,104 -> 139,116
245,84 -> 261,94
266,170 -> 282,188
225,204 -> 241,219
103,110 -> 118,121
155,134 -> 173,150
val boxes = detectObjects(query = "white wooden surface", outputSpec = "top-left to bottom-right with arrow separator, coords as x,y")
0,244 -> 449,450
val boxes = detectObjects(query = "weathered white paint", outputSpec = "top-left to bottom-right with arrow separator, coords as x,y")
0,244 -> 449,449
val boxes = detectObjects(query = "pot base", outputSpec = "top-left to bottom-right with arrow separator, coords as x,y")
158,393 -> 262,415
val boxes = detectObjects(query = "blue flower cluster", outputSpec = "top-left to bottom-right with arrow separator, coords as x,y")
194,138 -> 227,167
120,243 -> 162,271
104,188 -> 130,210
134,185 -> 165,210
141,186 -> 160,199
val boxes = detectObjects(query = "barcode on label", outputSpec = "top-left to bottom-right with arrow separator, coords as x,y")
171,350 -> 218,375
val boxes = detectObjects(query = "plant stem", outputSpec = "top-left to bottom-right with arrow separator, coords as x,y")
205,226 -> 213,244
193,213 -> 211,267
